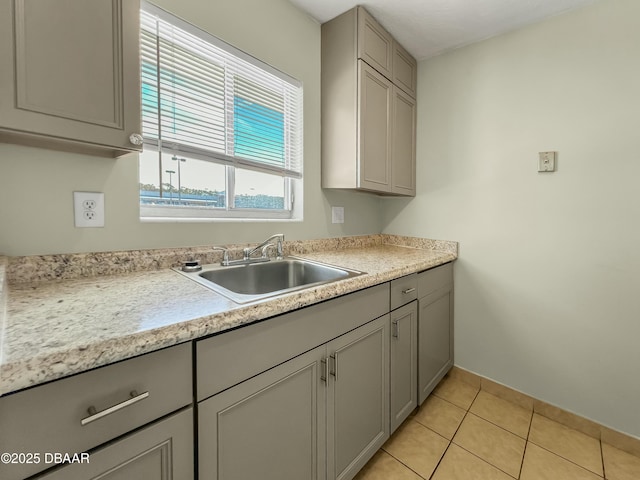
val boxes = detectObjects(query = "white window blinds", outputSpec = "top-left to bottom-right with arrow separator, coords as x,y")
140,4 -> 303,179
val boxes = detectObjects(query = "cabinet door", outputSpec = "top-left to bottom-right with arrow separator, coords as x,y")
357,7 -> 393,79
199,346 -> 325,480
418,285 -> 454,405
36,408 -> 193,480
393,41 -> 417,98
0,0 -> 141,156
327,315 -> 389,480
358,61 -> 392,193
391,86 -> 416,196
390,302 -> 418,433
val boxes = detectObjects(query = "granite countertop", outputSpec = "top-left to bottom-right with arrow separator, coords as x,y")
0,236 -> 457,396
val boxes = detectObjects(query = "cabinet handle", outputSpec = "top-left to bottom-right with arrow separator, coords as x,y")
81,390 -> 149,426
330,353 -> 338,380
392,320 -> 400,338
321,357 -> 328,383
129,133 -> 144,146
402,287 -> 416,295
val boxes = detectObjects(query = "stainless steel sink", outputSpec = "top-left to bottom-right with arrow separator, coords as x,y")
175,257 -> 364,303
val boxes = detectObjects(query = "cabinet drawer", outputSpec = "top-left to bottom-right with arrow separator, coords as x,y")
418,262 -> 453,298
0,343 -> 192,480
390,273 -> 417,310
35,408 -> 193,480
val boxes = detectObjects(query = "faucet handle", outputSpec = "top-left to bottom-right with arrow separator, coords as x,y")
212,246 -> 230,266
261,243 -> 276,258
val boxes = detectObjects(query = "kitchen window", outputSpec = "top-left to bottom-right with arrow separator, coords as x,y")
139,2 -> 303,221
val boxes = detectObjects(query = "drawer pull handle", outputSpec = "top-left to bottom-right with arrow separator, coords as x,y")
402,288 -> 416,295
329,353 -> 338,380
321,357 -> 329,383
81,390 -> 149,426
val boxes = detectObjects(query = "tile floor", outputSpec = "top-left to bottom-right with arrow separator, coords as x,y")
355,375 -> 640,480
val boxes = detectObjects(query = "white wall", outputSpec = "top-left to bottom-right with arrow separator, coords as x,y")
0,0 -> 381,256
383,0 -> 640,437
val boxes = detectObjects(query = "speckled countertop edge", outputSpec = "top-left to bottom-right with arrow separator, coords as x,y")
1,236 -> 457,396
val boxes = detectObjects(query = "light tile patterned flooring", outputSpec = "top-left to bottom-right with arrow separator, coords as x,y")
355,375 -> 640,480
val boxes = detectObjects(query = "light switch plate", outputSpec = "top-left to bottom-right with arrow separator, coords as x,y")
74,192 -> 105,227
538,151 -> 557,172
331,206 -> 344,224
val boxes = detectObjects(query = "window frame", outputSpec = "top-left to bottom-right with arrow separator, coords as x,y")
139,1 -> 303,222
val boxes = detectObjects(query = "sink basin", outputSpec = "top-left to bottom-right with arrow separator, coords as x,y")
176,257 -> 364,303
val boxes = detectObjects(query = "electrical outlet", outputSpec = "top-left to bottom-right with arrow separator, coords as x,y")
74,192 -> 105,228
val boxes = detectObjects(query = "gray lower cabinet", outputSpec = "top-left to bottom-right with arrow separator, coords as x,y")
327,315 -> 389,480
0,343 -> 192,480
390,301 -> 418,432
198,346 -> 326,480
417,263 -> 454,405
1,268 -> 454,480
197,291 -> 391,480
36,408 -> 194,480
0,0 -> 142,157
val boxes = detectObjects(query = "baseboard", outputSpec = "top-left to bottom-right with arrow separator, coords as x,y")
448,365 -> 640,458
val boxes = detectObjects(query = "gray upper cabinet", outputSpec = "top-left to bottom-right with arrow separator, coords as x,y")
322,6 -> 417,196
358,62 -> 393,192
357,7 -> 393,79
391,86 -> 417,196
0,0 -> 142,157
393,41 -> 417,98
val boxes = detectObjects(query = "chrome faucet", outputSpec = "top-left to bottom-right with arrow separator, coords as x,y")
243,234 -> 284,261
211,234 -> 285,267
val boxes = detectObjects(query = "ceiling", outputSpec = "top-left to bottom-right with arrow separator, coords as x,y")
288,0 -> 600,61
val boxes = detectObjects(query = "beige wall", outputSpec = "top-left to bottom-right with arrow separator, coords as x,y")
0,0 -> 382,256
383,0 -> 640,437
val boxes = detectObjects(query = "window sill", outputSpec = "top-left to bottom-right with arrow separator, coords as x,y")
140,216 -> 303,223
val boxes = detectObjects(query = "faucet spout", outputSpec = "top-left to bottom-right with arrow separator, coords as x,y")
243,234 -> 285,261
